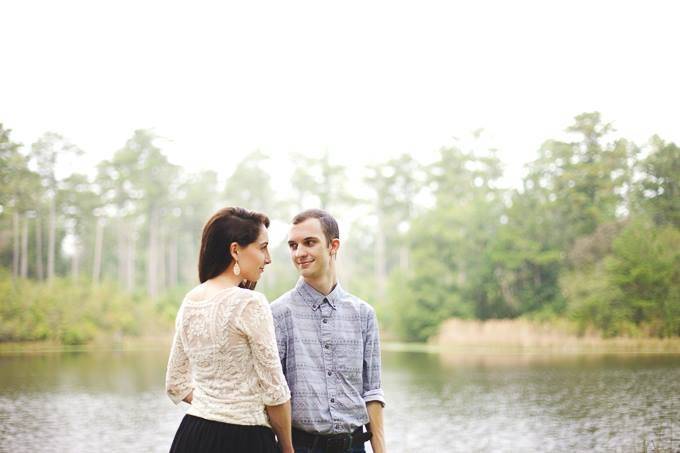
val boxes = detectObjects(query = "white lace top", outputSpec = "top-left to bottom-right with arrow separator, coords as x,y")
165,286 -> 291,427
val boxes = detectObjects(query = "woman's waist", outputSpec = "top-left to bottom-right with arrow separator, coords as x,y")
187,400 -> 270,427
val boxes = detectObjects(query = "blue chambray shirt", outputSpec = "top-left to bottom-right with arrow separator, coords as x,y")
271,278 -> 385,435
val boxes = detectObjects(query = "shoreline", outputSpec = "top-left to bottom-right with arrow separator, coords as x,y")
433,318 -> 680,353
3,337 -> 680,355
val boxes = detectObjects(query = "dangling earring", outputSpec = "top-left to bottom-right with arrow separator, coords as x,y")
233,261 -> 241,276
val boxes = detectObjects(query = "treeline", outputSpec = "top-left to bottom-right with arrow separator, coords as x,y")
0,112 -> 678,343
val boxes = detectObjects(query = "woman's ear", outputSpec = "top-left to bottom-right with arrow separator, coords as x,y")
229,242 -> 239,261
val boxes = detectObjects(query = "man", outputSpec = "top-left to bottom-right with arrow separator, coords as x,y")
271,209 -> 386,453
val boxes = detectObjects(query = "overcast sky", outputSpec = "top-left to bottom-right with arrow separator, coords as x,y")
2,0 -> 678,190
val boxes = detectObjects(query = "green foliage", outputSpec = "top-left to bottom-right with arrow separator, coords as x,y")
635,136 -> 680,227
565,221 -> 680,337
0,270 -> 174,344
1,112 -> 679,344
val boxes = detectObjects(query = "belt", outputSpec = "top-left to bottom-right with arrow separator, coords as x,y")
292,426 -> 372,453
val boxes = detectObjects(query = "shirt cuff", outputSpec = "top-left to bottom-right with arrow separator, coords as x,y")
167,386 -> 193,405
262,383 -> 292,407
363,388 -> 386,407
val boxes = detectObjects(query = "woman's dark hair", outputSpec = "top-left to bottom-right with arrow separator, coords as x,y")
198,207 -> 270,284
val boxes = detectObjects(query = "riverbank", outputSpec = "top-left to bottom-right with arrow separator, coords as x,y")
3,334 -> 680,356
0,335 -> 172,354
434,318 -> 680,353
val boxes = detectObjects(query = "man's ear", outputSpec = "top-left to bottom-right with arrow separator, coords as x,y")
329,238 -> 340,256
229,242 -> 239,261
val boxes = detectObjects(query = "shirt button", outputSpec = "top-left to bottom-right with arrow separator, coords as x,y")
327,371 -> 332,376
330,398 -> 335,403
325,344 -> 330,349
313,304 -> 318,309
322,319 -> 328,324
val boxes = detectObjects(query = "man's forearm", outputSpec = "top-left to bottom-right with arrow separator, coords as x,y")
366,401 -> 385,453
266,400 -> 294,453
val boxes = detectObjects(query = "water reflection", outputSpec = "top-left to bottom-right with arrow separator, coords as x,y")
381,350 -> 680,452
0,351 -> 180,453
1,349 -> 679,452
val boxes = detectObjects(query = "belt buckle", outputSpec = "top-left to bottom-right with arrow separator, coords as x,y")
326,433 -> 351,453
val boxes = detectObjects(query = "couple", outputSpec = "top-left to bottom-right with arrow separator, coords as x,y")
165,207 -> 386,453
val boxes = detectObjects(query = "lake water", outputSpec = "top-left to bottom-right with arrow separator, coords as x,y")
1,348 -> 678,452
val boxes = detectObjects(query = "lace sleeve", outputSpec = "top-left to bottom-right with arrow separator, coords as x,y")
165,305 -> 193,404
239,293 -> 291,406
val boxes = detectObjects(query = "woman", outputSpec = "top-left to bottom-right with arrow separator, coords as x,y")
166,207 -> 293,453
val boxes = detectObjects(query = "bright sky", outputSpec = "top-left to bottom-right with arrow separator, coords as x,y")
2,0 -> 679,190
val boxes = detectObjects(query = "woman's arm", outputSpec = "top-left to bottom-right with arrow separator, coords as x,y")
266,401 -> 294,453
166,306 -> 194,404
239,294 -> 293,452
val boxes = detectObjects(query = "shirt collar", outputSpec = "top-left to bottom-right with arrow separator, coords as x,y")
295,278 -> 344,311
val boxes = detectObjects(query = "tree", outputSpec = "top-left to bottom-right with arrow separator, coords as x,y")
29,132 -> 82,282
57,173 -> 100,280
391,141 -> 506,339
223,150 -> 281,216
365,154 -> 423,303
0,124 -> 40,279
96,130 -> 180,295
491,112 -> 636,318
289,150 -> 356,211
634,136 -> 679,227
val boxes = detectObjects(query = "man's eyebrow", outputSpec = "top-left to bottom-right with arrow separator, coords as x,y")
288,236 -> 319,243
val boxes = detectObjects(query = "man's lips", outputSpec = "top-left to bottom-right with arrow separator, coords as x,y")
298,260 -> 313,268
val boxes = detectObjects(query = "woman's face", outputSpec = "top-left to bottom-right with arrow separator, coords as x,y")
236,225 -> 271,282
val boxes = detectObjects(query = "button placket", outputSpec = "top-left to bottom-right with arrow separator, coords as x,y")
319,299 -> 337,430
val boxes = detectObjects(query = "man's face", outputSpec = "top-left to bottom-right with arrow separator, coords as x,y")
287,218 -> 336,279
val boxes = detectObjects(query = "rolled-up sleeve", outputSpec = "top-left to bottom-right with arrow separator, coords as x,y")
362,308 -> 385,406
165,306 -> 193,405
240,294 -> 291,407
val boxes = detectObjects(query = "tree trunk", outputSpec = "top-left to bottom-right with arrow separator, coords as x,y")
47,197 -> 56,282
126,232 -> 135,292
35,214 -> 44,280
147,209 -> 159,298
399,245 -> 409,272
117,220 -> 126,288
71,237 -> 80,281
92,218 -> 104,284
158,224 -> 166,293
374,205 -> 387,304
169,233 -> 178,289
13,211 -> 20,278
20,214 -> 29,278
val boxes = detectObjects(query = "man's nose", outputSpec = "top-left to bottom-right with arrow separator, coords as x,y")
294,245 -> 306,258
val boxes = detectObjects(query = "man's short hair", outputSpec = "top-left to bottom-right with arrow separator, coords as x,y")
292,209 -> 339,245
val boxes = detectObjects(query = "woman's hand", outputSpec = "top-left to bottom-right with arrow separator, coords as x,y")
182,391 -> 193,404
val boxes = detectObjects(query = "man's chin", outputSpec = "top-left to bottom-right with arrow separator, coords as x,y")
298,268 -> 316,278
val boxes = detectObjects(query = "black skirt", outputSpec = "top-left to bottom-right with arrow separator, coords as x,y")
170,414 -> 279,453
